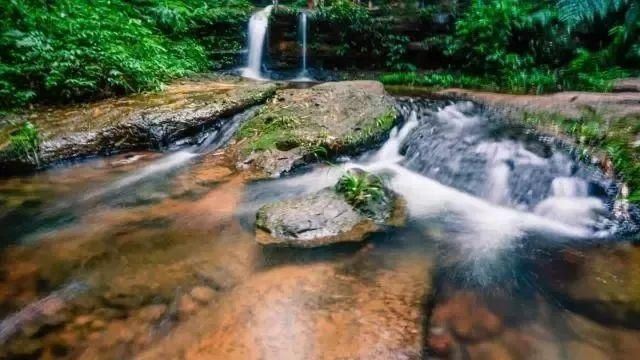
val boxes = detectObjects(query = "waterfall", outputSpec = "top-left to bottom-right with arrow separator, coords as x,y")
300,12 -> 308,77
242,6 -> 273,80
293,11 -> 313,82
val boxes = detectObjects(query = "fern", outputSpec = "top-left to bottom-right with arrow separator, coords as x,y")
557,0 -> 629,26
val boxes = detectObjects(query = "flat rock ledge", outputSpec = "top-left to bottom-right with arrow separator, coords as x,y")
235,81 -> 398,178
255,187 -> 405,248
0,79 -> 277,173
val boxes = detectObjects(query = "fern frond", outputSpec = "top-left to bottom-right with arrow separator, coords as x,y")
557,0 -> 629,26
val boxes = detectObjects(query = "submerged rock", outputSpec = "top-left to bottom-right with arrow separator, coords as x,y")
235,81 -> 398,178
0,79 -> 277,173
255,170 -> 405,247
537,244 -> 640,327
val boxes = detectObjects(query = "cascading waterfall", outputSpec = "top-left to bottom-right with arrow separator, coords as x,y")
295,11 -> 312,81
242,6 -> 273,80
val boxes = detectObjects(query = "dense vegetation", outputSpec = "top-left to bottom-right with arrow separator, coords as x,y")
379,0 -> 639,93
1,0 -> 638,110
0,0 -> 251,110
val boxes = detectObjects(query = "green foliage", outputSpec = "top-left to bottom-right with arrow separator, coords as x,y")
380,72 -> 499,91
523,111 -> 640,202
0,0 -> 251,110
381,0 -> 636,94
335,170 -> 385,208
8,121 -> 40,165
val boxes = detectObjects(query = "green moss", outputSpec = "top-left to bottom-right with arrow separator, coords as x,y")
237,107 -> 398,162
342,110 -> 398,150
236,111 -> 301,153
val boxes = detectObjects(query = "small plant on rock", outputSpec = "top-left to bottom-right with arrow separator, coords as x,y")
9,121 -> 40,166
335,169 -> 385,208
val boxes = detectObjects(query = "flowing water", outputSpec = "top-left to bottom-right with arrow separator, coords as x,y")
292,12 -> 313,82
1,97 -> 640,359
241,6 -> 273,80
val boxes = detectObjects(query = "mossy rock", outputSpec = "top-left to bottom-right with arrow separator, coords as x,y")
236,81 -> 398,178
255,170 -> 405,248
0,79 -> 277,173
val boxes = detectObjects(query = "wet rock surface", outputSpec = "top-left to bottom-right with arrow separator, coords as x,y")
0,78 -> 277,172
235,81 -> 398,178
435,88 -> 640,123
537,244 -> 640,327
255,170 -> 405,248
255,189 -> 379,247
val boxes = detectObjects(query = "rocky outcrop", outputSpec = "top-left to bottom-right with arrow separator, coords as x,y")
235,81 -> 398,178
435,88 -> 640,122
255,169 -> 405,247
613,78 -> 640,93
0,78 -> 277,173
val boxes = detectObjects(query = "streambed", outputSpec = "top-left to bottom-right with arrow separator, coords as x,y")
0,96 -> 639,359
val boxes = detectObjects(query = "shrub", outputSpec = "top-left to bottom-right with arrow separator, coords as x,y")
8,121 -> 40,166
0,0 -> 251,110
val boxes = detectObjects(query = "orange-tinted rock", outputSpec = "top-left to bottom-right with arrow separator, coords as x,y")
189,287 -> 216,304
178,295 -> 199,318
136,304 -> 168,322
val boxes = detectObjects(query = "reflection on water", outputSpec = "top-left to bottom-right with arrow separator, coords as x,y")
0,99 -> 639,359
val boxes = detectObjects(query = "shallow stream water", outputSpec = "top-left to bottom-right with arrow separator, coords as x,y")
0,97 -> 639,359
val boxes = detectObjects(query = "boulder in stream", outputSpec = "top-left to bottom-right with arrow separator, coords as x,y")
255,169 -> 405,247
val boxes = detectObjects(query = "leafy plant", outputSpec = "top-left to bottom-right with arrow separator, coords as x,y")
0,0 -> 251,110
9,121 -> 40,166
335,170 -> 385,208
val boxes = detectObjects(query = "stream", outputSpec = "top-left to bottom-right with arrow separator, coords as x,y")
0,97 -> 639,359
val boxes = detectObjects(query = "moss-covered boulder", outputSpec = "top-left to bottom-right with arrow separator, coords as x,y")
235,81 -> 398,178
255,169 -> 405,248
0,78 -> 277,173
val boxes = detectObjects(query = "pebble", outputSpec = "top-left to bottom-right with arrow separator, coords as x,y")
427,326 -> 454,357
178,294 -> 199,318
73,315 -> 95,327
94,307 -> 126,320
90,319 -> 106,330
189,286 -> 216,304
137,304 -> 168,322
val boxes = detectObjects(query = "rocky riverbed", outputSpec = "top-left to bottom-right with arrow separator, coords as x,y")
1,76 -> 640,360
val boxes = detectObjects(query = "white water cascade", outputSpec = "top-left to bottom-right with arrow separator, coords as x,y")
242,6 -> 273,80
295,11 -> 312,81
